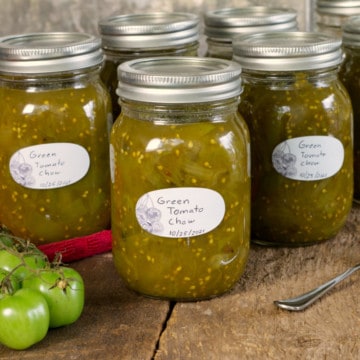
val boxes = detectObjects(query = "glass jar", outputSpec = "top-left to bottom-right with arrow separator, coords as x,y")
0,32 -> 112,245
98,12 -> 200,120
316,0 -> 360,37
110,57 -> 251,300
204,6 -> 297,60
233,32 -> 353,246
340,15 -> 360,201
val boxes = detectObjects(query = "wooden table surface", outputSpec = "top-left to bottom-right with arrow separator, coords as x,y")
1,204 -> 360,360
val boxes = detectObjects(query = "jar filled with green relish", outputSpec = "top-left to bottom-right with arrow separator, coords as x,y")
340,16 -> 360,201
98,12 -> 200,120
204,6 -> 297,60
110,57 -> 251,300
0,32 -> 112,245
233,32 -> 353,246
316,0 -> 360,37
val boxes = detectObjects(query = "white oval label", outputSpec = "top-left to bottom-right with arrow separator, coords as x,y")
135,187 -> 226,238
9,143 -> 90,189
272,135 -> 344,181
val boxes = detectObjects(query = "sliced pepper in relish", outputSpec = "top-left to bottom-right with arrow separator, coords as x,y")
0,80 -> 111,244
111,103 -> 251,300
239,71 -> 353,245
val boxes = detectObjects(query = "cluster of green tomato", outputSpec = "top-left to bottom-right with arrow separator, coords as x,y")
0,229 -> 85,350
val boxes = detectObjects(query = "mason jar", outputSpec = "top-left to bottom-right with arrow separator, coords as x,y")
340,15 -> 360,201
316,0 -> 360,37
0,32 -> 112,245
110,57 -> 251,300
233,32 -> 353,246
98,12 -> 200,119
204,6 -> 297,60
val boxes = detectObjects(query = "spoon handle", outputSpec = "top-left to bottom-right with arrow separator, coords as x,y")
274,263 -> 360,311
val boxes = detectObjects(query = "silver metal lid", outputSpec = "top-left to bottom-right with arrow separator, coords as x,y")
205,7 -> 298,41
232,32 -> 343,71
0,32 -> 103,74
342,15 -> 360,45
317,0 -> 360,15
98,12 -> 200,50
117,57 -> 242,103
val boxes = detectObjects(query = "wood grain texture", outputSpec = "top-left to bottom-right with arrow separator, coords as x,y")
155,204 -> 360,360
1,205 -> 360,359
0,254 -> 170,360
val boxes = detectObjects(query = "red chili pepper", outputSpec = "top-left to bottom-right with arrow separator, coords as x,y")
37,230 -> 112,262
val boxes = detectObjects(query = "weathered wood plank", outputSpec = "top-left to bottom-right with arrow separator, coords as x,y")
155,205 -> 360,359
0,253 -> 170,360
2,208 -> 360,359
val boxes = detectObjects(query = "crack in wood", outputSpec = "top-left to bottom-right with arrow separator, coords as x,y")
151,301 -> 176,359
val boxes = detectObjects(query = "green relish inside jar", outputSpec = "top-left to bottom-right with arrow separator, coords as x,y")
110,57 -> 251,300
233,32 -> 353,246
0,32 -> 111,244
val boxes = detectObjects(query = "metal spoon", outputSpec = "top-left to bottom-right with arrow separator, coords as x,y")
274,263 -> 360,311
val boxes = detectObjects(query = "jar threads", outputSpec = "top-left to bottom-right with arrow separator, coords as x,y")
98,12 -> 200,119
233,32 -> 353,246
0,32 -> 112,244
204,6 -> 298,59
110,57 -> 251,300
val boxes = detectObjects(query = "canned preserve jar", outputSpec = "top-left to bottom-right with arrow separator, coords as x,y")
316,0 -> 360,37
340,15 -> 360,201
233,32 -> 353,246
0,32 -> 112,244
110,57 -> 251,300
204,6 -> 297,59
98,12 -> 200,119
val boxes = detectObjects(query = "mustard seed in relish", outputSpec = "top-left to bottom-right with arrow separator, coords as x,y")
0,33 -> 111,244
233,32 -> 353,246
111,57 -> 250,300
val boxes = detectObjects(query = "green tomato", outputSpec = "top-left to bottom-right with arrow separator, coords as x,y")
0,288 -> 50,350
0,246 -> 47,282
23,266 -> 85,328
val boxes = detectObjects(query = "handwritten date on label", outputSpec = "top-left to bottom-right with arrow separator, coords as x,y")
9,143 -> 90,190
135,187 -> 226,238
272,136 -> 344,181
